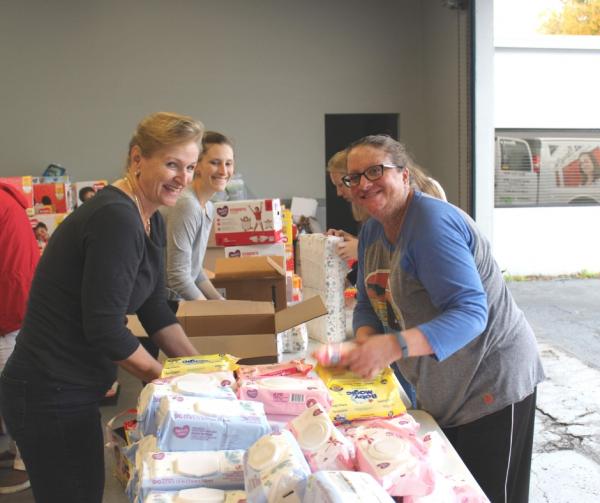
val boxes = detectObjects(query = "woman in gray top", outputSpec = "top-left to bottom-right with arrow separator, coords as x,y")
163,132 -> 235,307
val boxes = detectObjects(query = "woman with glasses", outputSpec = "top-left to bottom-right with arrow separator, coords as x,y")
339,135 -> 545,502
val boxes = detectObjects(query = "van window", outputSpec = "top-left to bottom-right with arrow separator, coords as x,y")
499,139 -> 532,172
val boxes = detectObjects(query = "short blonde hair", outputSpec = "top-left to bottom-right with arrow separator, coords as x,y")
326,150 -> 347,174
126,112 -> 204,168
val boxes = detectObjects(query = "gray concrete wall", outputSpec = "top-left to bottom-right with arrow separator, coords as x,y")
0,0 -> 450,202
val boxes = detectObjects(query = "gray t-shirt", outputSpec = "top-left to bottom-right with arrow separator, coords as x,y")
161,187 -> 214,301
354,192 -> 545,427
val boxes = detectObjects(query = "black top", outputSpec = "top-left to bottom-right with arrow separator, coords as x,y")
11,186 -> 178,390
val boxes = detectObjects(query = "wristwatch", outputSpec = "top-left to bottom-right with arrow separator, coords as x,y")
392,330 -> 410,359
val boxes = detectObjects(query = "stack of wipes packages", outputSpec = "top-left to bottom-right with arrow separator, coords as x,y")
237,375 -> 331,416
316,365 -> 406,424
243,430 -> 310,503
297,234 -> 347,343
295,471 -> 395,502
161,354 -> 239,378
155,396 -> 271,452
131,450 -> 244,503
288,403 -> 355,471
144,488 -> 246,503
137,373 -> 237,438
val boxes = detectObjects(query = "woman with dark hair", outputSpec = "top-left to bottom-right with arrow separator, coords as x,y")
163,131 -> 234,310
339,134 -> 544,502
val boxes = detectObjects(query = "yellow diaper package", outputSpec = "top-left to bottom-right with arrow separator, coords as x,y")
316,365 -> 406,424
160,353 -> 239,378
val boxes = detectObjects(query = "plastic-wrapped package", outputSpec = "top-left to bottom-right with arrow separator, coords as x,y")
137,373 -> 237,437
130,450 -> 244,503
144,488 -> 246,503
161,354 -> 239,378
298,234 -> 347,343
352,426 -> 434,497
237,375 -> 331,415
243,430 -> 310,503
288,403 -> 355,472
236,360 -> 312,380
296,471 -> 395,502
277,323 -> 308,353
155,396 -> 270,451
316,365 -> 406,424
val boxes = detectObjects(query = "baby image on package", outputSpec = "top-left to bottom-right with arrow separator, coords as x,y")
316,365 -> 406,424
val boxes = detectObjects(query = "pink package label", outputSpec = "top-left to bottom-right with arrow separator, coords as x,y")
238,375 -> 331,415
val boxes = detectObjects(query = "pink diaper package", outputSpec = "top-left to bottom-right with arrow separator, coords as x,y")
237,375 -> 331,415
288,403 -> 355,472
352,425 -> 435,497
236,359 -> 313,380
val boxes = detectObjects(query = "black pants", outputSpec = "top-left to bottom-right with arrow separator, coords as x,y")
0,370 -> 106,503
443,389 -> 537,503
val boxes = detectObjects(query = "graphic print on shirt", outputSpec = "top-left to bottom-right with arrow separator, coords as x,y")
364,269 -> 404,331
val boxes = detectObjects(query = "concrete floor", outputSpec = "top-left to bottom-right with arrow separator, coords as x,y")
2,278 -> 599,502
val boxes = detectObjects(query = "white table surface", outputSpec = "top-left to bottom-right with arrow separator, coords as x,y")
285,338 -> 486,496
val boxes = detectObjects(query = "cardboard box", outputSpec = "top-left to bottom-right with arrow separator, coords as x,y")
73,180 -> 107,207
214,198 -> 283,246
0,176 -> 34,216
224,242 -> 293,272
127,296 -> 327,364
33,182 -> 73,213
212,256 -> 287,311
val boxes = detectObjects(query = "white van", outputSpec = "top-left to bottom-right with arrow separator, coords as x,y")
495,131 -> 600,207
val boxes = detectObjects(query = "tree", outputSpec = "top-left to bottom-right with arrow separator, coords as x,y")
539,0 -> 600,35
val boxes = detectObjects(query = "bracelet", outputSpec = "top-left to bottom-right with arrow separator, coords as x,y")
393,330 -> 409,359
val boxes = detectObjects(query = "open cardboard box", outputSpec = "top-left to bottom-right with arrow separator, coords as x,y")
127,295 -> 327,364
212,255 -> 287,311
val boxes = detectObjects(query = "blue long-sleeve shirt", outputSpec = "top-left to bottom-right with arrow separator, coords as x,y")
354,191 -> 544,427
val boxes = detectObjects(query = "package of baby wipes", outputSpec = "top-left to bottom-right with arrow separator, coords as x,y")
132,450 -> 244,503
144,488 -> 247,503
137,373 -> 237,437
155,396 -> 271,451
288,403 -> 355,472
161,354 -> 239,378
338,414 -> 422,443
316,365 -> 406,424
236,360 -> 312,380
243,430 -> 311,503
144,488 -> 246,503
353,426 -> 434,497
237,375 -> 331,415
296,471 -> 395,502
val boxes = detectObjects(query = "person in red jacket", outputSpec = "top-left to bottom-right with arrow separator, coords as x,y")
0,182 -> 39,494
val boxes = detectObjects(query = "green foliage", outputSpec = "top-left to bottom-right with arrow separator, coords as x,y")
539,0 -> 600,35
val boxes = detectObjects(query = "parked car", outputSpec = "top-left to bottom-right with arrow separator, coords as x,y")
495,131 -> 600,207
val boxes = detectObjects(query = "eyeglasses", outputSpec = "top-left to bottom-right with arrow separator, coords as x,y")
341,164 -> 404,188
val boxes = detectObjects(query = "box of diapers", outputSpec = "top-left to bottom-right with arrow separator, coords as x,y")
130,450 -> 244,503
137,373 -> 237,438
155,395 -> 270,451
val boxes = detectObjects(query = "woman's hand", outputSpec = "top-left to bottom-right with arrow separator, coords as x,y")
326,229 -> 358,261
343,334 -> 401,379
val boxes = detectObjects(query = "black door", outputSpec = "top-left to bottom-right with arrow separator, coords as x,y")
325,113 -> 399,234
